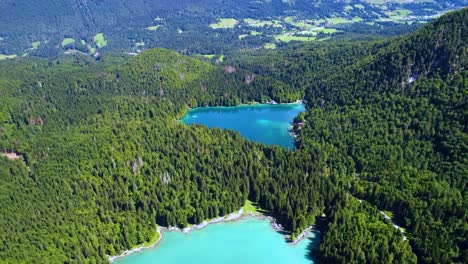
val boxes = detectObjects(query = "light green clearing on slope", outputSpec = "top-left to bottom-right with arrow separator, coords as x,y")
264,43 -> 277,49
209,18 -> 238,29
275,33 -> 315,43
244,18 -> 281,28
31,41 -> 40,49
0,54 -> 17,60
146,25 -> 161,31
61,38 -> 75,47
94,33 -> 107,48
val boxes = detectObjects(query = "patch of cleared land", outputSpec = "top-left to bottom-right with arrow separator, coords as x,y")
32,41 -> 40,49
315,28 -> 338,34
0,54 -> 17,60
250,30 -> 261,36
264,43 -> 277,49
244,18 -> 274,27
326,17 -> 362,25
275,33 -> 315,42
209,18 -> 238,29
1,151 -> 22,160
201,54 -> 216,59
93,33 -> 107,48
61,38 -> 75,47
238,34 -> 249,39
385,8 -> 412,20
146,25 -> 161,31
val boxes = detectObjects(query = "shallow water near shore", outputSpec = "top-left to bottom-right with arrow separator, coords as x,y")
181,103 -> 305,149
114,217 -> 317,264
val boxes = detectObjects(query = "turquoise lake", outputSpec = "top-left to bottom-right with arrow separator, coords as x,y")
114,218 -> 317,264
181,103 -> 305,149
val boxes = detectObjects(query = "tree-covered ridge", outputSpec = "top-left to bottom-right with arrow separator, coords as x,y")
299,9 -> 467,264
0,8 -> 466,264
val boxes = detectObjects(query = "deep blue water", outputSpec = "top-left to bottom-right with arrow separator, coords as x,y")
181,103 -> 305,149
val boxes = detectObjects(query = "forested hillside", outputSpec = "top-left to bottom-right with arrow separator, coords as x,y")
0,8 -> 466,264
0,0 -> 465,57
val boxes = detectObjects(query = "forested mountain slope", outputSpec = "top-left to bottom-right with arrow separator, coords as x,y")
0,8 -> 466,264
0,0 -> 465,57
299,9 -> 467,263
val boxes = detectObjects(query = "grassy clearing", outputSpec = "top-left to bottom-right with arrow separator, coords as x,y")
275,33 -> 315,42
201,54 -> 216,59
323,17 -> 363,25
250,30 -> 261,36
61,38 -> 75,47
264,43 -> 277,49
243,200 -> 269,215
385,9 -> 412,20
210,18 -> 238,29
244,18 -> 274,27
0,54 -> 17,60
31,41 -> 40,49
238,34 -> 249,39
146,25 -> 161,31
80,39 -> 86,45
314,28 -> 338,34
93,33 -> 107,48
135,42 -> 145,47
243,200 -> 259,215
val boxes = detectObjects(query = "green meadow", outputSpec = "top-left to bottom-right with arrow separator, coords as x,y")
94,33 -> 107,48
210,18 -> 238,29
61,38 -> 75,47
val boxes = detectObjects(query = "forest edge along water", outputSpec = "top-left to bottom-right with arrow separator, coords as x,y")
110,201 -> 318,263
181,101 -> 306,149
109,102 -> 318,263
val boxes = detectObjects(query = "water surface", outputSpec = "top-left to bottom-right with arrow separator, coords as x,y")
181,103 -> 305,149
114,218 -> 317,264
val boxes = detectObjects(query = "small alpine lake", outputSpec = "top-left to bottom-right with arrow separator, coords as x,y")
181,102 -> 305,149
113,217 -> 317,264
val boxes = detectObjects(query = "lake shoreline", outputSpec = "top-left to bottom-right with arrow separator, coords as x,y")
108,206 -> 314,263
181,99 -> 304,117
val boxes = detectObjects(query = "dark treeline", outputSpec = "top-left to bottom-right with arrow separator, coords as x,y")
0,8 -> 466,264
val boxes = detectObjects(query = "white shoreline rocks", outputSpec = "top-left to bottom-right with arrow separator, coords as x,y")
108,207 -> 315,262
291,225 -> 314,245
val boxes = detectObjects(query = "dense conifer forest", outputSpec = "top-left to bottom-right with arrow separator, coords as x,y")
0,8 -> 466,264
